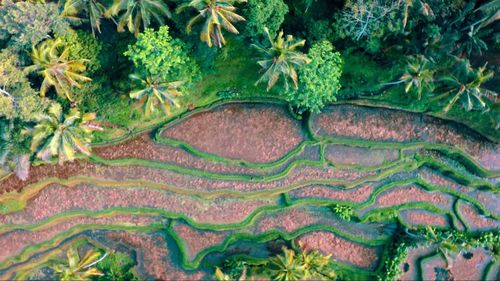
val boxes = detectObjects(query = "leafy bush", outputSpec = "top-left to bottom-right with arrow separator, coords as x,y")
332,204 -> 354,221
124,26 -> 199,83
95,251 -> 139,281
243,0 -> 289,39
285,41 -> 343,113
59,30 -> 103,75
0,0 -> 72,50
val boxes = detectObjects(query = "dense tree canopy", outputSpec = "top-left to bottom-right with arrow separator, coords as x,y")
242,0 -> 288,38
124,26 -> 199,82
0,0 -> 72,50
285,40 -> 343,113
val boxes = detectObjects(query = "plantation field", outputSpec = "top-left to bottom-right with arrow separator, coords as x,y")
0,101 -> 498,280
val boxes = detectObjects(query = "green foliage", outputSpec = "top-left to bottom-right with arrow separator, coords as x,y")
61,0 -> 107,36
0,120 -> 32,180
30,103 -> 102,164
214,246 -> 334,281
51,246 -> 104,281
379,227 -> 500,281
28,38 -> 92,101
129,73 -> 185,117
95,251 -> 139,281
0,48 -> 48,122
285,40 -> 343,113
436,60 -> 495,113
106,0 -> 172,36
242,0 -> 288,39
124,26 -> 199,83
178,0 -> 247,48
253,28 -> 310,91
267,246 -> 334,281
332,204 -> 354,221
0,0 -> 72,50
59,30 -> 103,75
399,55 -> 436,100
334,0 -> 407,48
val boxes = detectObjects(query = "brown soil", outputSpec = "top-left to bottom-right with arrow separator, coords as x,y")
0,215 -> 159,265
421,248 -> 492,281
94,133 -> 260,175
325,145 -> 399,166
312,105 -> 499,170
289,184 -> 375,203
449,248 -> 492,281
173,223 -> 227,261
105,231 -> 206,280
296,230 -> 381,270
0,184 -> 277,225
161,103 -> 305,163
254,207 -> 324,234
459,201 -> 500,230
399,210 -> 449,228
0,158 -> 380,198
375,185 -> 453,210
400,245 -> 437,281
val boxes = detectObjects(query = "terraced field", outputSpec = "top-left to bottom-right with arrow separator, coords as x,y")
0,101 -> 498,280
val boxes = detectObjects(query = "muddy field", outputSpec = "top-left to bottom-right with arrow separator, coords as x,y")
0,102 -> 498,280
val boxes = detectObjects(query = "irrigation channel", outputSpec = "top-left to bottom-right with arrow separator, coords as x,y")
0,101 -> 498,280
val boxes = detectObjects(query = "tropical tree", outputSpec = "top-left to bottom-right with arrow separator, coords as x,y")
123,26 -> 199,82
268,246 -> 333,280
436,60 -> 496,113
61,0 -> 107,36
52,246 -> 106,281
242,0 -> 288,39
0,120 -> 31,181
285,40 -> 343,113
105,0 -> 171,36
253,27 -> 310,91
28,39 -> 92,101
0,0 -> 72,50
399,55 -> 436,100
268,247 -> 306,281
177,0 -> 247,48
30,103 -> 102,164
129,73 -> 184,117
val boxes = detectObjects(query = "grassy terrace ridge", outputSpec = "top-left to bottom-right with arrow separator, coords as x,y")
1,1 -> 499,280
0,98 -> 498,280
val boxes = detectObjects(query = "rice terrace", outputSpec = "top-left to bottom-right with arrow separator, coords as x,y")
0,0 -> 499,280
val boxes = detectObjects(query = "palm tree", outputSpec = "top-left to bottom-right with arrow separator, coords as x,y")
177,0 -> 247,48
30,104 -> 102,164
105,0 -> 172,36
61,0 -> 107,36
268,247 -> 306,281
436,60 -> 495,112
28,39 -> 91,101
129,73 -> 184,117
399,55 -> 436,100
52,247 -> 106,281
253,28 -> 310,91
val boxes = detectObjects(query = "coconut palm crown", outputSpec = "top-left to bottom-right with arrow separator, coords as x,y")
106,0 -> 172,36
30,104 -> 102,164
28,39 -> 91,101
177,0 -> 247,48
129,73 -> 184,117
253,27 -> 310,91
